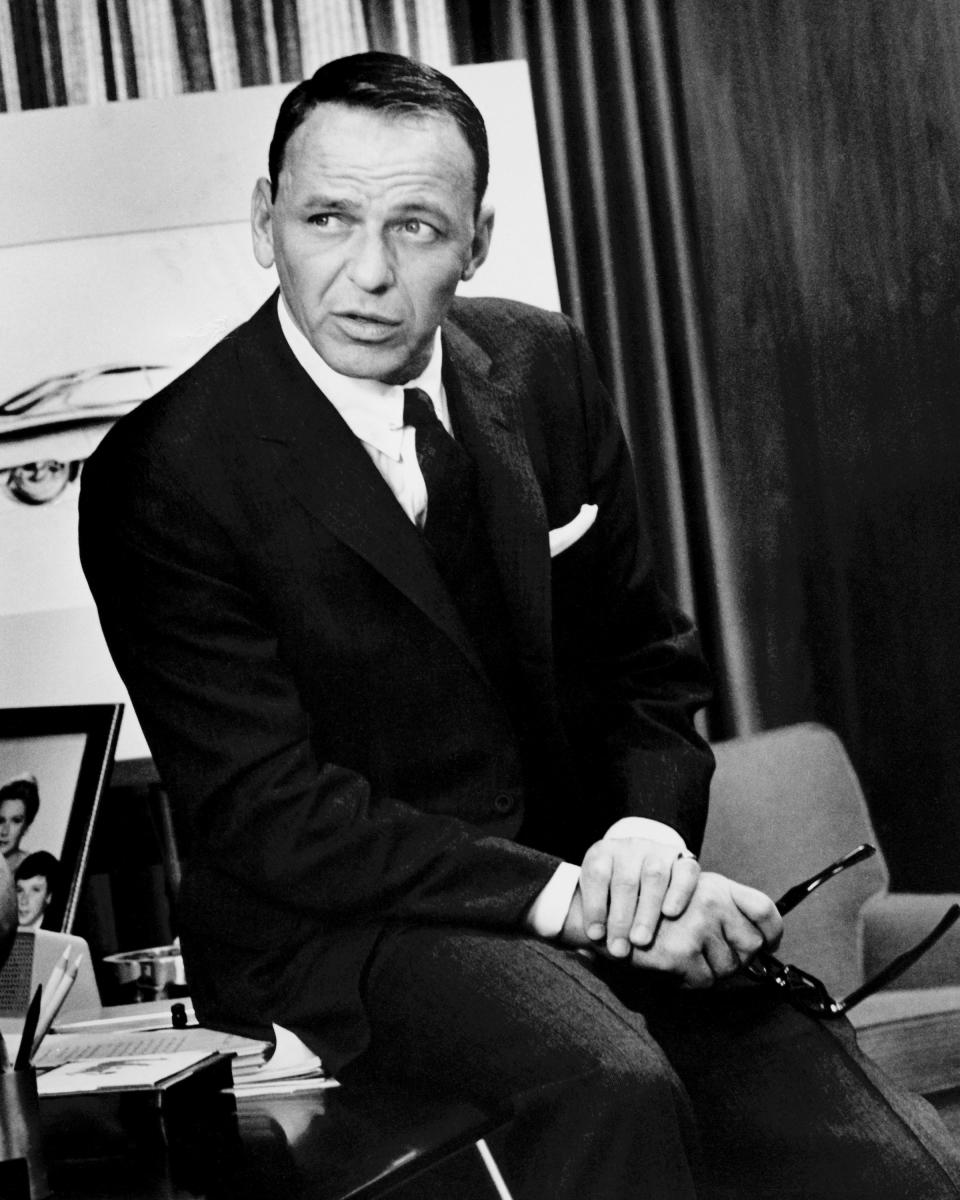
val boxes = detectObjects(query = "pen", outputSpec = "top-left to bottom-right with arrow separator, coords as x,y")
15,984 -> 42,1070
36,947 -> 70,1035
32,955 -> 81,1059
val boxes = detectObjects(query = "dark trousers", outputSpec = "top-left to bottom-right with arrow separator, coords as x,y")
340,926 -> 960,1199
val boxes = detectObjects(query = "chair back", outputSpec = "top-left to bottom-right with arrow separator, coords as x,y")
703,723 -> 888,995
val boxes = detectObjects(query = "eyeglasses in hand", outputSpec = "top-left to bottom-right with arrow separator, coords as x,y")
744,845 -> 960,1018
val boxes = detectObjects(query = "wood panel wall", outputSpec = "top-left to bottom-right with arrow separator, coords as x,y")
672,0 -> 960,889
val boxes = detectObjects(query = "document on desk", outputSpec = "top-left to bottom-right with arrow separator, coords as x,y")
29,1026 -> 268,1071
17,1021 -> 333,1094
27,1023 -> 332,1091
36,1049 -> 221,1095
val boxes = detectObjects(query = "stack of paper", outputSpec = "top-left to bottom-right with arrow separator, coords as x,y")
228,1024 -> 336,1096
14,1020 -> 335,1097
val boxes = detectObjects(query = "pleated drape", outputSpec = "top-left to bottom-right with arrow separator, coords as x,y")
0,0 -> 453,107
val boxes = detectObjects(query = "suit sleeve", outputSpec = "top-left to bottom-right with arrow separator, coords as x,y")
545,316 -> 715,852
78,425 -> 559,932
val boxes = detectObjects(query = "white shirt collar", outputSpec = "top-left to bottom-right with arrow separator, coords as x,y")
276,294 -> 445,462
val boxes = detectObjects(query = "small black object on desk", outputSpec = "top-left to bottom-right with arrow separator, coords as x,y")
0,1157 -> 31,1200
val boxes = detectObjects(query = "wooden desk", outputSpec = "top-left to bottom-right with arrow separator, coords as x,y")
42,1082 -> 508,1200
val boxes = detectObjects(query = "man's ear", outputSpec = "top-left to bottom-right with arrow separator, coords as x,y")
251,177 -> 276,269
461,204 -> 495,282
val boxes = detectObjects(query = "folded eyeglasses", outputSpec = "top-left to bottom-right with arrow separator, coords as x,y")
745,844 -> 960,1018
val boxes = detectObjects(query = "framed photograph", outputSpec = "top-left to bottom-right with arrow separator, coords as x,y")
0,704 -> 122,933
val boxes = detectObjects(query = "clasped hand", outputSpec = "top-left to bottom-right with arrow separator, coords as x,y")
562,836 -> 782,988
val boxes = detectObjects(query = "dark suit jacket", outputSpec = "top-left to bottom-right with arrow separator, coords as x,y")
79,293 -> 713,1071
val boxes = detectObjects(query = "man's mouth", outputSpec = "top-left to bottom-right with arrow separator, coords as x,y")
333,313 -> 401,341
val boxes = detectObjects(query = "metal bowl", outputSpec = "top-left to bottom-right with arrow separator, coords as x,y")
102,943 -> 186,992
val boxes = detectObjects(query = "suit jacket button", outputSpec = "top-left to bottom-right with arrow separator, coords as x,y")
493,792 -> 515,814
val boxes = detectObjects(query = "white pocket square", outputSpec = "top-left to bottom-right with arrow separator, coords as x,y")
549,503 -> 598,558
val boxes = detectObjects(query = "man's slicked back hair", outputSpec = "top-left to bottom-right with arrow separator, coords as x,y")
268,51 -> 489,216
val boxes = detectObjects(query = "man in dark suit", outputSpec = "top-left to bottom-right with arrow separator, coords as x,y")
79,52 -> 960,1199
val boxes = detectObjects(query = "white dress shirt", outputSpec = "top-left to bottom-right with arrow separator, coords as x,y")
276,296 -> 689,938
277,295 -> 447,528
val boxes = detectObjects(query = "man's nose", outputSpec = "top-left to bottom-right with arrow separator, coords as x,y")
345,228 -> 395,292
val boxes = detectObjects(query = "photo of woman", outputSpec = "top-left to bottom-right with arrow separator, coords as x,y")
0,772 -> 39,870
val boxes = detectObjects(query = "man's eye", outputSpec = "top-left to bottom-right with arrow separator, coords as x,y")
307,213 -> 344,229
397,218 -> 438,242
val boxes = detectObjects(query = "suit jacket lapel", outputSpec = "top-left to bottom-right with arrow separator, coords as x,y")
442,317 -> 555,679
243,300 -> 488,681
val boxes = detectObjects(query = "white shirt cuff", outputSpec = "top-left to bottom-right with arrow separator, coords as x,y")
603,817 -> 686,851
526,861 -> 581,939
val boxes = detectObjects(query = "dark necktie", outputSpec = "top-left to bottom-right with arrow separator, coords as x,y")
402,387 -> 475,567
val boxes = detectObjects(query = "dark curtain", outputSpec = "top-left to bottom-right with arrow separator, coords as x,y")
455,0 -> 960,891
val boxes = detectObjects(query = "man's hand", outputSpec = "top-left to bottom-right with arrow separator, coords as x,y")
573,835 -> 702,958
627,872 -> 781,987
561,867 -> 781,987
